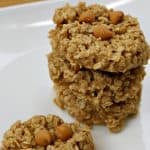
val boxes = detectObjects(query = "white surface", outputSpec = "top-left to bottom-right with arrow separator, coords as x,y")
0,0 -> 150,150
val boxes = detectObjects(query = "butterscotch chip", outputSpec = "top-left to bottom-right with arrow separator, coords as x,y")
79,10 -> 95,23
35,129 -> 52,146
55,124 -> 73,141
109,11 -> 124,24
93,24 -> 113,40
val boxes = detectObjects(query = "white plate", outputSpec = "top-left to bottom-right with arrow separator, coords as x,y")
0,0 -> 150,149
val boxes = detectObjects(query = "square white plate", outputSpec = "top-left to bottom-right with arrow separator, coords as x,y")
0,0 -> 150,149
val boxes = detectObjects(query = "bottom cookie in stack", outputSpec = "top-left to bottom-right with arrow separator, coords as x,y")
48,52 -> 145,132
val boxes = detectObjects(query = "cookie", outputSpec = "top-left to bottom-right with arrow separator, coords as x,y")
48,52 -> 145,132
49,2 -> 149,72
1,115 -> 94,150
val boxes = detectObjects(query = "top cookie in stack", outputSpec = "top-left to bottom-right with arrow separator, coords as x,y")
49,2 -> 149,73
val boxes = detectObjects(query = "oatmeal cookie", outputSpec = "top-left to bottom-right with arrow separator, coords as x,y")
1,115 -> 94,150
49,2 -> 149,72
48,52 -> 145,132
55,84 -> 141,132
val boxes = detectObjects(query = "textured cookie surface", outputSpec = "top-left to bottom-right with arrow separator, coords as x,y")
48,52 -> 145,132
1,115 -> 94,150
49,2 -> 149,72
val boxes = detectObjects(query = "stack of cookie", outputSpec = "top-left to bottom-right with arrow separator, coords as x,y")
48,3 -> 149,132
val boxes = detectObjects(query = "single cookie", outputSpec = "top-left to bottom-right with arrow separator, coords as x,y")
48,52 -> 145,132
49,2 -> 149,72
1,115 -> 94,150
